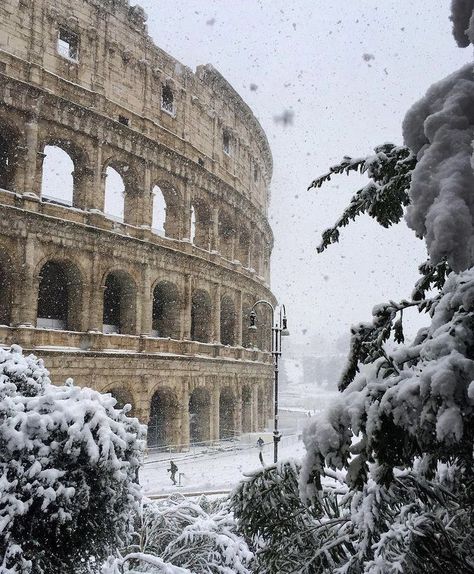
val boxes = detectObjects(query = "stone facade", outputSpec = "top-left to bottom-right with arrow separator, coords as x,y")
0,0 -> 276,448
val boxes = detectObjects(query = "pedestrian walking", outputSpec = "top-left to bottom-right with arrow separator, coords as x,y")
257,437 -> 264,449
167,460 -> 178,485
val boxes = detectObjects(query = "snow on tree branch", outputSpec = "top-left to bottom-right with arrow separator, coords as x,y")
450,0 -> 474,47
309,144 -> 415,253
403,63 -> 474,271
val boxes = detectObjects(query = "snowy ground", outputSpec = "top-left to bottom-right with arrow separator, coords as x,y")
140,433 -> 307,497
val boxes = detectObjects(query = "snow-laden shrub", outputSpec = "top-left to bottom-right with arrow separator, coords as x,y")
105,495 -> 253,574
0,345 -> 145,574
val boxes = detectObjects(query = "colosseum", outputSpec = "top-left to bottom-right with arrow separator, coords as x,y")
0,0 -> 277,448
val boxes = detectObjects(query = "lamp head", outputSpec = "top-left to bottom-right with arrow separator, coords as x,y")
281,313 -> 289,336
249,310 -> 257,331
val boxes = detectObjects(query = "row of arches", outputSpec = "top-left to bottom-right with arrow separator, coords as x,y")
0,255 -> 271,349
0,128 -> 270,275
110,384 -> 268,447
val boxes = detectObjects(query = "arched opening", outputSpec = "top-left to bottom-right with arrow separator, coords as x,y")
151,186 -> 166,236
37,260 -> 82,331
191,289 -> 212,343
192,200 -> 211,250
218,211 -> 235,260
152,281 -> 180,338
147,389 -> 179,448
41,145 -> 74,206
220,295 -> 236,346
102,270 -> 136,334
154,181 -> 181,239
242,386 -> 252,433
236,229 -> 250,267
189,387 -> 211,444
161,84 -> 174,114
104,166 -> 125,221
0,253 -> 12,326
219,387 -> 236,440
0,129 -> 19,191
109,387 -> 134,415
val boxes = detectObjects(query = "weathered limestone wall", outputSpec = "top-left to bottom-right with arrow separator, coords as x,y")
0,0 -> 276,447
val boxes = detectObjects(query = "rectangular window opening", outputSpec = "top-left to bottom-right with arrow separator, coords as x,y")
161,85 -> 175,115
223,131 -> 231,155
118,115 -> 130,126
57,28 -> 79,62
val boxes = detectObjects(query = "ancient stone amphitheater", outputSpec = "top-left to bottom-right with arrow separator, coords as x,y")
0,0 -> 276,448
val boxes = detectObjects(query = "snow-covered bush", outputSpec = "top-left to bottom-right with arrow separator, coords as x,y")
105,495 -> 253,574
0,345 -> 145,574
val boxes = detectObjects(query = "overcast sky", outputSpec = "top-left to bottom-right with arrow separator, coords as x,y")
139,0 -> 472,354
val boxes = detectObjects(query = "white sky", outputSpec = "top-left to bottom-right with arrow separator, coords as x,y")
139,0 -> 472,353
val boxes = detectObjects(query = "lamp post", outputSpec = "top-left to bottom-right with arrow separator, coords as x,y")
249,301 -> 289,464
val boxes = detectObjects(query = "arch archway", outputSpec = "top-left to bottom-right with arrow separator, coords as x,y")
102,270 -> 137,334
191,289 -> 212,342
219,387 -> 236,440
41,145 -> 74,206
241,385 -> 252,433
0,251 -> 13,326
189,387 -> 211,444
191,199 -> 211,250
36,260 -> 82,331
152,281 -> 180,338
153,181 -> 181,239
218,211 -> 235,260
220,295 -> 236,346
151,186 -> 166,236
104,166 -> 125,221
0,124 -> 20,191
147,388 -> 180,448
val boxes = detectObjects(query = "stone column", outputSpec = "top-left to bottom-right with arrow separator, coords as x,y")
212,283 -> 221,344
179,382 -> 190,449
15,234 -> 37,326
236,290 -> 243,346
19,119 -> 40,195
141,162 -> 153,229
211,207 -> 219,252
140,265 -> 153,335
251,384 -> 258,432
181,274 -> 192,339
235,382 -> 243,436
89,142 -> 105,212
87,252 -> 104,332
210,385 -> 220,441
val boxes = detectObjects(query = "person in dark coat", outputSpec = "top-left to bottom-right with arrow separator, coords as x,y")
167,460 -> 178,485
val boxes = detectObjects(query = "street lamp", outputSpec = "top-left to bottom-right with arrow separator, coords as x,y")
249,300 -> 289,464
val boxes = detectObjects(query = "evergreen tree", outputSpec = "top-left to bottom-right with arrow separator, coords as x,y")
232,4 -> 474,572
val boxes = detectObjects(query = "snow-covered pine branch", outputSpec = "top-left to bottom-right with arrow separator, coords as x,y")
309,143 -> 415,253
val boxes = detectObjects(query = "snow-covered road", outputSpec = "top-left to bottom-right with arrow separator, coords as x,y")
140,434 -> 306,497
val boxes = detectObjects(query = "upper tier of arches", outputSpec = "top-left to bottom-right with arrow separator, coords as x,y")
0,112 -> 272,279
0,0 -> 273,213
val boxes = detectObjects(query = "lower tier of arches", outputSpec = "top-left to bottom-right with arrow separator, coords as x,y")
19,345 -> 274,449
